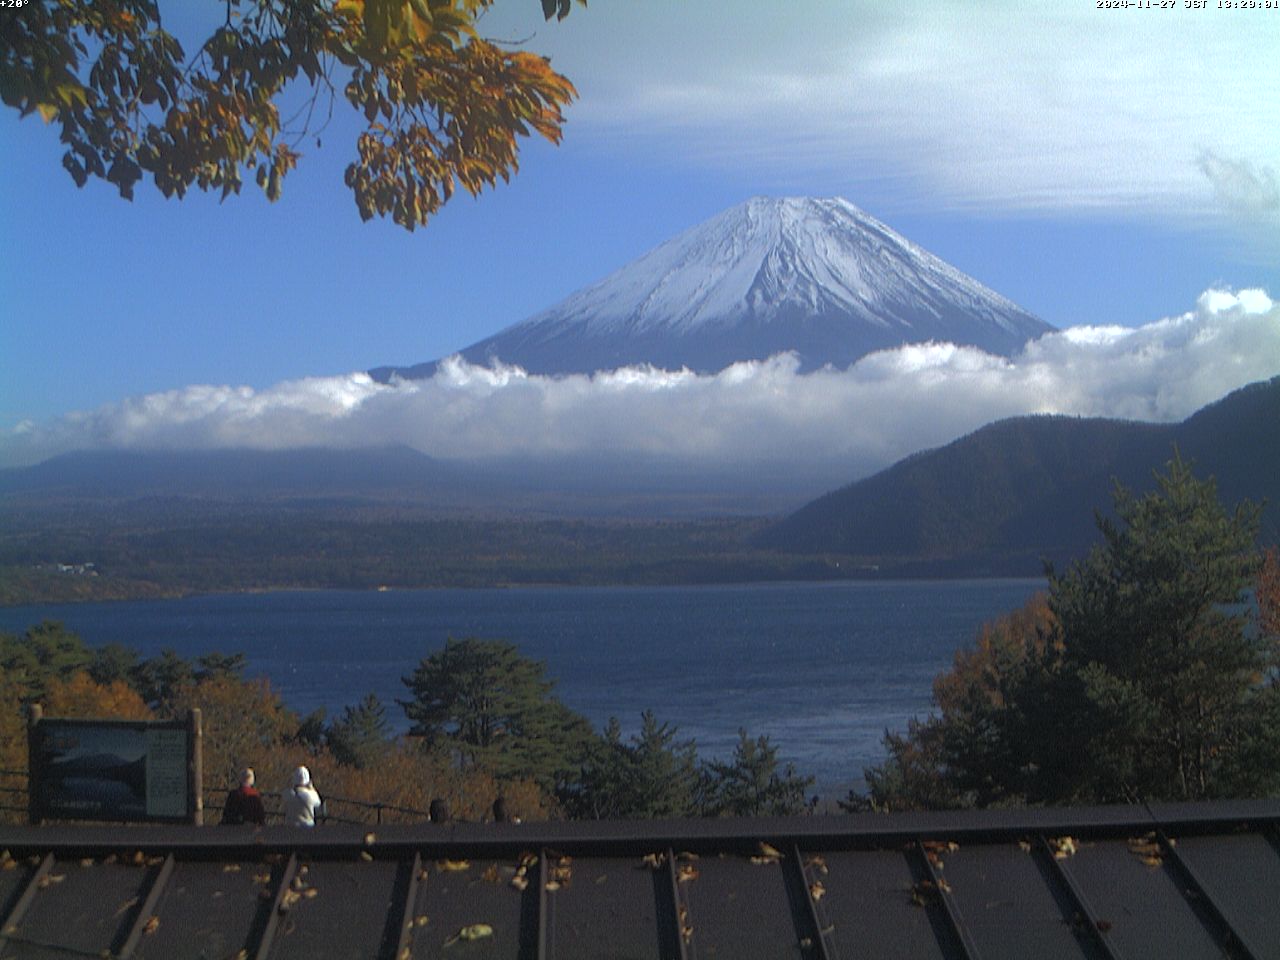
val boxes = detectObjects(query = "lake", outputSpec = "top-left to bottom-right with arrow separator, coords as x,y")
0,580 -> 1044,796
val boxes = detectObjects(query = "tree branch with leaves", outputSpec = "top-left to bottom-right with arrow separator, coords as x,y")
1,0 -> 583,229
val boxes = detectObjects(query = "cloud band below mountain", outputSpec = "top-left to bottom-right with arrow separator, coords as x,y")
3,290 -> 1277,483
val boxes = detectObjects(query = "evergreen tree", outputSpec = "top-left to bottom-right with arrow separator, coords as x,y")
700,729 -> 814,817
860,454 -> 1277,809
131,649 -> 195,707
561,712 -> 701,820
1046,453 -> 1267,801
400,638 -> 595,790
329,693 -> 393,769
0,621 -> 94,702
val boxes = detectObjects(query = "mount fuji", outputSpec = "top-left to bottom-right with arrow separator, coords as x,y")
372,196 -> 1053,380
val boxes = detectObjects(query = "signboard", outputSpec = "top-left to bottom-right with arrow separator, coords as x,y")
28,713 -> 202,824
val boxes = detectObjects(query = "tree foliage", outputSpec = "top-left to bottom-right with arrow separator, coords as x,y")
1,0 -> 582,229
561,712 -> 702,820
700,729 -> 814,817
1,623 -> 823,824
400,637 -> 595,788
328,692 -> 393,768
1047,454 -> 1266,802
860,454 -> 1277,810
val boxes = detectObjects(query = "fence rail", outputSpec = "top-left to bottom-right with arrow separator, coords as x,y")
205,790 -> 435,826
0,768 -> 28,820
2,768 -> 437,827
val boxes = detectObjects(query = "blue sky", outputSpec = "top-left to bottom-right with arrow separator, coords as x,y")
1,1 -> 1277,472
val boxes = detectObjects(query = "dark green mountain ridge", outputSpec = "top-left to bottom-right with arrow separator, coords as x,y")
757,376 -> 1280,573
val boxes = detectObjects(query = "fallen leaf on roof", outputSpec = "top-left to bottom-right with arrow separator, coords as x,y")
438,859 -> 470,871
143,916 -> 159,935
677,864 -> 699,883
1050,836 -> 1078,859
1128,834 -> 1163,866
809,881 -> 826,901
444,923 -> 493,945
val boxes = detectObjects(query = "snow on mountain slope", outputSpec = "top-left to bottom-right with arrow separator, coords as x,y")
373,197 -> 1053,380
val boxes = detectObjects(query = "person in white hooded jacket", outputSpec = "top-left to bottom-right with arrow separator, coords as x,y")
283,765 -> 323,827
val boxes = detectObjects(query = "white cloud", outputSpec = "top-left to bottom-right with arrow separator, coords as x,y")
1197,151 -> 1280,217
502,1 -> 1279,223
2,290 -> 1277,481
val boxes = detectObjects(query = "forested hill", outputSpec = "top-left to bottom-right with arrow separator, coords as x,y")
756,376 -> 1280,573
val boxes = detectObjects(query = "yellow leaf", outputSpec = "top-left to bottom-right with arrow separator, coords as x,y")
36,103 -> 59,124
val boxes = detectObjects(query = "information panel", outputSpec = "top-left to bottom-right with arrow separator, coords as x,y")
29,717 -> 196,823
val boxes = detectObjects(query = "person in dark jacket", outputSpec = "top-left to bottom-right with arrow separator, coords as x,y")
221,767 -> 267,826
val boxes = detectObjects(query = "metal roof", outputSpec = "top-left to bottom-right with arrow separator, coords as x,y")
0,799 -> 1277,959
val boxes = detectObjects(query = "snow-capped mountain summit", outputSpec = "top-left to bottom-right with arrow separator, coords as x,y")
373,197 -> 1052,380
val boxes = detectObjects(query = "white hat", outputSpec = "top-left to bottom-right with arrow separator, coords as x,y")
291,766 -> 311,787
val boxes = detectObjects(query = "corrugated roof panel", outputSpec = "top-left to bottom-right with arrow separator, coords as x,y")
1058,838 -> 1228,960
0,857 -> 37,927
2,854 -> 160,959
262,856 -> 406,960
411,856 -> 533,959
0,802 -> 1277,960
936,841 -> 1104,960
809,847 -> 960,960
133,857 -> 281,960
680,852 -> 815,959
1172,831 -> 1280,959
544,855 -> 669,960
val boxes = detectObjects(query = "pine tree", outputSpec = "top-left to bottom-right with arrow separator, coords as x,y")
561,712 -> 701,819
859,454 -> 1278,809
329,693 -> 393,769
700,729 -> 814,817
1046,452 -> 1265,801
400,638 -> 594,789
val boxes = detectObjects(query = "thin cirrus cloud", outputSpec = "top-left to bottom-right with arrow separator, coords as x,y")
542,2 -> 1277,223
1,290 -> 1276,477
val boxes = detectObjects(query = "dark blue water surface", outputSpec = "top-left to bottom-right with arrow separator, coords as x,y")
0,580 -> 1043,793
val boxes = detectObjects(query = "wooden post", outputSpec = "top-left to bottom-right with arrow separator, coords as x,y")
189,709 -> 204,826
26,704 -> 42,826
